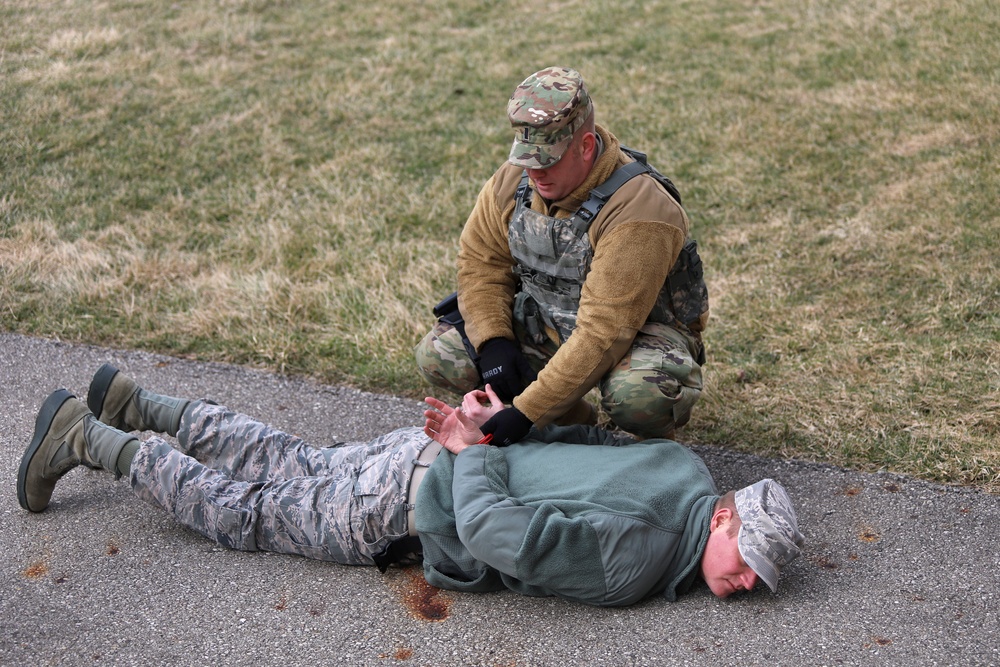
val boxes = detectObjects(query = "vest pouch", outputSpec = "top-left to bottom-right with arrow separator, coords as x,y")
667,240 -> 709,330
513,292 -> 549,346
432,291 -> 460,323
523,222 -> 558,257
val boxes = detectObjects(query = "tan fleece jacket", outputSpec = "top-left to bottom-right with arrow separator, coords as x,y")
457,126 -> 692,426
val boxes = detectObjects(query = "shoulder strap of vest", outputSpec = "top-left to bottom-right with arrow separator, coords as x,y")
576,159 -> 649,226
514,146 -> 682,233
515,171 -> 533,207
617,146 -> 682,205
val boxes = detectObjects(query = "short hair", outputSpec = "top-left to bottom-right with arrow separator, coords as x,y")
579,106 -> 595,134
564,109 -> 596,160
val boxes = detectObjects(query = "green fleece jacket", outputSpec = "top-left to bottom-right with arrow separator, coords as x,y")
456,125 -> 705,427
415,425 -> 718,606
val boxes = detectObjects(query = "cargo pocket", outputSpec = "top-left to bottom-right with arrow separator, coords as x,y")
209,504 -> 256,552
352,454 -> 406,556
174,485 -> 259,553
258,481 -> 335,562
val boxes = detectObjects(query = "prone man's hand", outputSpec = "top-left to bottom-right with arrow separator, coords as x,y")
423,397 -> 485,454
460,384 -> 505,427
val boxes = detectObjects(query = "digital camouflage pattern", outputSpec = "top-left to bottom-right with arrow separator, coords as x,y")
507,66 -> 593,169
129,400 -> 429,564
735,479 -> 805,592
413,319 -> 702,439
509,205 -> 593,343
508,189 -> 707,344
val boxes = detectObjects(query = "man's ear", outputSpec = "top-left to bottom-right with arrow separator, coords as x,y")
710,507 -> 734,532
580,131 -> 597,161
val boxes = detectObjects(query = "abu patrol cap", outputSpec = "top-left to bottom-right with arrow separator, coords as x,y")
507,66 -> 593,170
735,478 -> 805,593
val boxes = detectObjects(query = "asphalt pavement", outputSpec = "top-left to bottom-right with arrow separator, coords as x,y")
2,332 -> 996,667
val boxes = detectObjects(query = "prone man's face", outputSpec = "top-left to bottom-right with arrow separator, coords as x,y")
700,509 -> 759,598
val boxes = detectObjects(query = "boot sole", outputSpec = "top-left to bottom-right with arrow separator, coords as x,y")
87,363 -> 120,418
17,389 -> 76,512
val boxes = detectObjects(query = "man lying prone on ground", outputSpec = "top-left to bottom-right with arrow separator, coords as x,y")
17,364 -> 803,606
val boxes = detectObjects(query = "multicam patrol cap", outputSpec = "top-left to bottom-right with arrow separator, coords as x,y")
507,66 -> 593,169
734,479 -> 804,593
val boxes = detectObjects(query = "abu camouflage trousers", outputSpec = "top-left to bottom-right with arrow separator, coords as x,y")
129,400 -> 430,565
415,320 -> 703,438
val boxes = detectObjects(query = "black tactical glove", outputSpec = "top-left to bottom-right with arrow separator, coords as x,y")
476,338 -> 537,403
480,407 -> 533,447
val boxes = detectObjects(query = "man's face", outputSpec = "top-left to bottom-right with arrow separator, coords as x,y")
526,131 -> 596,202
700,510 -> 759,598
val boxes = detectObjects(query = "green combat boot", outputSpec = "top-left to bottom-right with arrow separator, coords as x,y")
87,363 -> 189,437
17,389 -> 137,513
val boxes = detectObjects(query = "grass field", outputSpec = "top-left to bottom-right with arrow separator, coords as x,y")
2,0 -> 997,490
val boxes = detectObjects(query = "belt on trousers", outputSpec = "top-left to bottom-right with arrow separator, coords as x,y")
407,440 -> 443,537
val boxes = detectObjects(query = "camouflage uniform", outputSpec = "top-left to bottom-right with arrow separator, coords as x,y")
414,160 -> 706,434
129,400 -> 428,565
416,317 -> 702,437
415,66 -> 707,439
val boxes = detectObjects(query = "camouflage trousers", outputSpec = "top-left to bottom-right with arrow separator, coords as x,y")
414,320 -> 703,438
129,400 -> 430,565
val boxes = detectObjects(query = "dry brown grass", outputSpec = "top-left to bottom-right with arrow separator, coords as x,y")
2,0 -> 997,489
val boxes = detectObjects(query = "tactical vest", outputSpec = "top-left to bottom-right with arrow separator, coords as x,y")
508,148 -> 708,345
